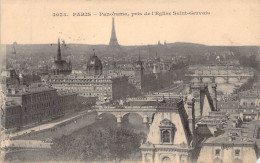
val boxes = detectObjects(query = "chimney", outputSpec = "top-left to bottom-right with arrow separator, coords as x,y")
187,97 -> 196,147
11,88 -> 16,95
229,136 -> 233,142
232,121 -> 237,128
211,83 -> 218,110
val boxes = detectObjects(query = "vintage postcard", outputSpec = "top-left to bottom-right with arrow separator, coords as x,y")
0,0 -> 260,162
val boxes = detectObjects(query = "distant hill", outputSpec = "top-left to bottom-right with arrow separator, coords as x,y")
5,42 -> 260,59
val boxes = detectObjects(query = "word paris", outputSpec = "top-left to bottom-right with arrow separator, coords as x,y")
52,11 -> 210,17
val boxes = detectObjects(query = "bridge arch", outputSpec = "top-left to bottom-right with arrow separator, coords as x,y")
228,77 -> 239,84
96,112 -> 117,124
215,77 -> 225,84
202,77 -> 212,83
121,112 -> 150,133
122,112 -> 145,124
191,78 -> 199,83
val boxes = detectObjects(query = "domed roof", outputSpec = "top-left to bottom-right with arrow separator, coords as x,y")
87,52 -> 102,68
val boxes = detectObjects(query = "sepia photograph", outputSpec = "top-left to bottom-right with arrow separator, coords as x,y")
0,0 -> 260,162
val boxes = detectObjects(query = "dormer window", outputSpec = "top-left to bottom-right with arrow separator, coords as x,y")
162,130 -> 170,143
159,119 -> 175,144
215,149 -> 220,156
235,149 -> 240,156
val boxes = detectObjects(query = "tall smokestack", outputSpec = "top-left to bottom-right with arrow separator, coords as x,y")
211,83 -> 217,110
187,97 -> 196,147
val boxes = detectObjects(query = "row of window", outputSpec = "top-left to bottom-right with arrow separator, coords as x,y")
6,107 -> 20,115
50,78 -> 111,82
215,149 -> 240,156
23,108 -> 63,124
23,92 -> 55,104
242,102 -> 256,106
5,118 -> 21,128
56,86 -> 111,91
23,101 -> 55,112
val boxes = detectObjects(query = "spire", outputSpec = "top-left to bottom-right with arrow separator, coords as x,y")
108,17 -> 120,50
57,38 -> 61,61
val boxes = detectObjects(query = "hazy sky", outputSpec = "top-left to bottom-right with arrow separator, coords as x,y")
1,0 -> 260,46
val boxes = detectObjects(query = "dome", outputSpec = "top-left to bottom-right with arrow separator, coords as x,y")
87,53 -> 102,68
86,52 -> 103,75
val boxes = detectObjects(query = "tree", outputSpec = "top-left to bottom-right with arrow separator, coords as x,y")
238,75 -> 258,92
51,126 -> 145,162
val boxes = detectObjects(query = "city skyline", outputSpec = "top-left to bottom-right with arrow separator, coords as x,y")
1,0 -> 260,46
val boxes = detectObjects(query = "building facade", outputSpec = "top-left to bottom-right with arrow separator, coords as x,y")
197,128 -> 258,163
48,52 -> 129,102
0,102 -> 22,129
140,99 -> 194,163
47,73 -> 128,102
1,84 -> 78,130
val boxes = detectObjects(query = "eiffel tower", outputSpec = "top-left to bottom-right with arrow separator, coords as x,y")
108,18 -> 121,51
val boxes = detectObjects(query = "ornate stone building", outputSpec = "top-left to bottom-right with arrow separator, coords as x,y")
50,38 -> 72,75
47,52 -> 128,102
140,99 -> 194,163
197,121 -> 258,163
134,56 -> 145,89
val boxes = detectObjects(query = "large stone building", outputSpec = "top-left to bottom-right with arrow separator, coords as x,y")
105,56 -> 145,90
138,81 -> 260,163
47,52 -> 128,102
0,101 -> 22,130
239,86 -> 259,110
140,99 -> 194,163
197,121 -> 258,163
1,84 -> 78,130
47,73 -> 128,102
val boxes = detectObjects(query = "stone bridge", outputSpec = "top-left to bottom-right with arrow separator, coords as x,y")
186,74 -> 253,84
95,106 -> 156,124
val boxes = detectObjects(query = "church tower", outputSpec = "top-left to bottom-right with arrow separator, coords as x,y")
134,54 -> 144,89
50,38 -> 72,75
108,18 -> 121,51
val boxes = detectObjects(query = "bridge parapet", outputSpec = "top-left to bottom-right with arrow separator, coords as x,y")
96,105 -> 156,110
126,97 -> 159,101
96,107 -> 156,124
